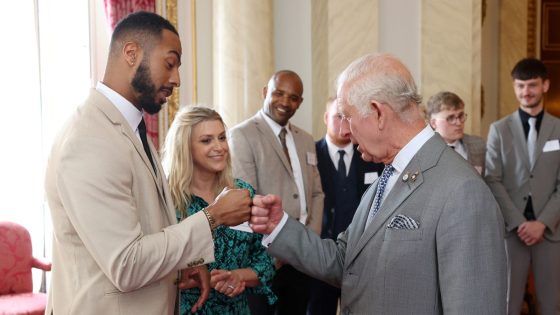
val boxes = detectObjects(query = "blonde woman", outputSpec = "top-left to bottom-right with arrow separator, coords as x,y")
162,106 -> 276,314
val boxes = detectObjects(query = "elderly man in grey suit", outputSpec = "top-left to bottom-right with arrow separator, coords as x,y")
229,70 -> 324,314
249,53 -> 507,314
486,58 -> 560,315
426,91 -> 486,175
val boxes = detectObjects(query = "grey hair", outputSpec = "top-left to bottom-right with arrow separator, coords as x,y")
336,53 -> 422,121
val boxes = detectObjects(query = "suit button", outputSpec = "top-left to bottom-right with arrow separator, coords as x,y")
530,174 -> 534,178
293,193 -> 299,199
331,208 -> 335,214
523,196 -> 528,201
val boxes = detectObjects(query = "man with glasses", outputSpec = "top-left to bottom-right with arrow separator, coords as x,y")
426,91 -> 486,175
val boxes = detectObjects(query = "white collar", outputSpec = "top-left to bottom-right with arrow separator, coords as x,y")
260,110 -> 291,137
325,135 -> 353,159
447,139 -> 461,148
96,81 -> 143,132
391,125 -> 434,173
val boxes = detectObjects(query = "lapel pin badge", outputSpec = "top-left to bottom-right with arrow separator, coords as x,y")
410,171 -> 419,182
402,172 -> 410,182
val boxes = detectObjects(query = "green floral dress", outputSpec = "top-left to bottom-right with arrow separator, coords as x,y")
178,179 -> 276,315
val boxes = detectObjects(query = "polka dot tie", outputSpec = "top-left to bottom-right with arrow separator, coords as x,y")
366,164 -> 395,227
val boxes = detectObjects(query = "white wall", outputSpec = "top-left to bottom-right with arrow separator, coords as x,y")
195,0 -> 214,107
273,0 -> 313,133
378,0 -> 421,87
193,0 -> 423,135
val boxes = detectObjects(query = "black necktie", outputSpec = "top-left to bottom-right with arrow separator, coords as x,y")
138,118 -> 156,172
337,150 -> 346,179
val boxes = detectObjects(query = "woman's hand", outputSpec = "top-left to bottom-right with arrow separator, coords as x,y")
177,265 -> 210,313
210,269 -> 247,297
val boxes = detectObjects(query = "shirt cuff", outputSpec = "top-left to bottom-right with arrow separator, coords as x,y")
261,212 -> 289,248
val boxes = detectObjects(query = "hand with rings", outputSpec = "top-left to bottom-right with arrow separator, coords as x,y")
211,269 -> 246,297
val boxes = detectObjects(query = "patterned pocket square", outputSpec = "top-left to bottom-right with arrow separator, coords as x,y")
387,214 -> 419,230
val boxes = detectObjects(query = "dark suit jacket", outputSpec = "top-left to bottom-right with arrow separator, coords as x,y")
315,139 -> 383,239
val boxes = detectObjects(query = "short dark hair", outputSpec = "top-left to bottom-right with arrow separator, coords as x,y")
110,11 -> 178,55
511,58 -> 548,81
426,91 -> 464,118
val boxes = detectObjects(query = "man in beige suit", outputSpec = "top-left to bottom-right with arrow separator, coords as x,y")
229,70 -> 324,314
44,12 -> 250,315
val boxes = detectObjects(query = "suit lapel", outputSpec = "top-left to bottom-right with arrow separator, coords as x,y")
317,139 -> 336,197
351,145 -> 363,183
462,136 -> 473,161
534,113 -> 555,166
319,139 -> 337,171
292,125 -> 310,196
254,113 -> 294,175
345,183 -> 377,265
148,140 -> 176,224
508,113 -> 531,169
92,90 -> 171,222
346,135 -> 443,265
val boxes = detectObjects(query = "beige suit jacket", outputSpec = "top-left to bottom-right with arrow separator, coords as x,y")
229,111 -> 324,234
44,89 -> 215,315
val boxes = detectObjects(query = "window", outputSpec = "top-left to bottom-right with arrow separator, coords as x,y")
0,0 -> 92,290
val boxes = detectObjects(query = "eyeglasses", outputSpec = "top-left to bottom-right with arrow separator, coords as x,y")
434,112 -> 468,124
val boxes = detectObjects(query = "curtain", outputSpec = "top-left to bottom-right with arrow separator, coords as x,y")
103,0 -> 159,148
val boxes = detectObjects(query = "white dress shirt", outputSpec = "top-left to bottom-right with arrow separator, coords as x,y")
448,139 -> 468,160
96,81 -> 143,140
261,110 -> 308,224
325,136 -> 353,176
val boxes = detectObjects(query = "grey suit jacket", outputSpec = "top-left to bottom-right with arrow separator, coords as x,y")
268,134 -> 507,314
44,89 -> 214,315
462,133 -> 486,176
485,111 -> 560,240
229,111 -> 324,234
